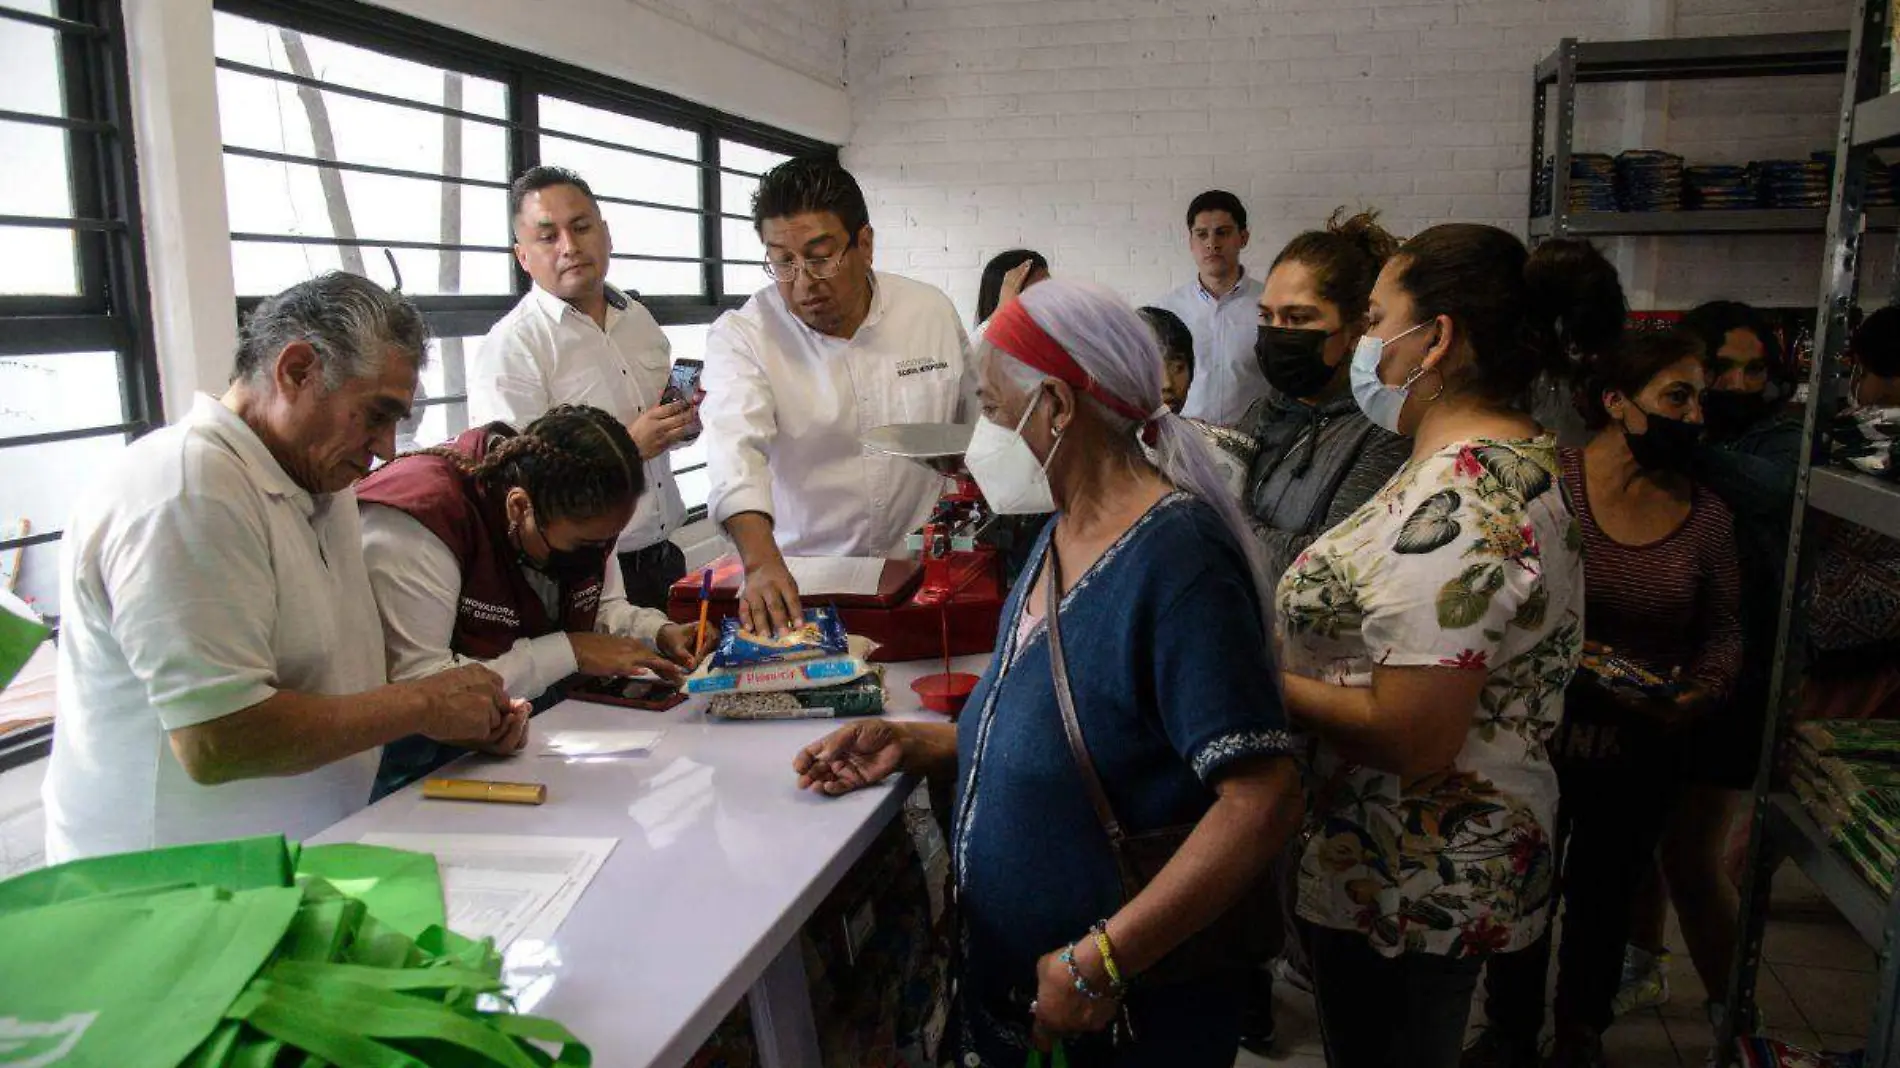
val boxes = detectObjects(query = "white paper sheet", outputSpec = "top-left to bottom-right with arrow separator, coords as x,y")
357,833 -> 616,950
783,556 -> 885,597
541,728 -> 666,758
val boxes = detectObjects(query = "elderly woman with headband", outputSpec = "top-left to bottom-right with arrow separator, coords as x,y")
792,280 -> 1302,1067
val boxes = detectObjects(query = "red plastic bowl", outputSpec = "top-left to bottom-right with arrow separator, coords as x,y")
911,672 -> 980,717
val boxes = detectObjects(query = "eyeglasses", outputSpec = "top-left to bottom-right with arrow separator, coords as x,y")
762,238 -> 857,282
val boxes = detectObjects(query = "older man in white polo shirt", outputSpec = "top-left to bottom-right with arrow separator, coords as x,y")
702,158 -> 971,634
44,274 -> 522,862
469,165 -> 694,609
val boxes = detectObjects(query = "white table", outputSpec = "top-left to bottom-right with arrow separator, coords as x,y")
312,655 -> 986,1068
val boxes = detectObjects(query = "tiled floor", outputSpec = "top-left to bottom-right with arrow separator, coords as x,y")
1235,865 -> 1877,1067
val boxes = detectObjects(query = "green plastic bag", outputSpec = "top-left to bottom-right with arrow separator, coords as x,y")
0,600 -> 48,691
296,842 -> 446,939
0,835 -> 593,1068
0,884 -> 303,1067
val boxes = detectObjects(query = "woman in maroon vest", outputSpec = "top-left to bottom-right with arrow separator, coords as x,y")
358,404 -> 697,794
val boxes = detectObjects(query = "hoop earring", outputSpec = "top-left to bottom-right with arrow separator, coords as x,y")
1419,366 -> 1448,404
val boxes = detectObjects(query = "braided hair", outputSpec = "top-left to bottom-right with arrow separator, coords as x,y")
412,404 -> 644,522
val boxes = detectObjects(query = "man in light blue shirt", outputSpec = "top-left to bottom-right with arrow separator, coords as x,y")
1155,190 -> 1267,427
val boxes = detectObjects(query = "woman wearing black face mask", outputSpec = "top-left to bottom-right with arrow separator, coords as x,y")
1605,301 -> 1803,1037
356,404 -> 696,795
1230,209 -> 1411,1052
1468,331 -> 1742,1068
1241,209 -> 1412,589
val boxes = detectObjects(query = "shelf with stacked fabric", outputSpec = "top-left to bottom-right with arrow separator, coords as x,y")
1529,207 -> 1900,238
1765,793 -> 1891,949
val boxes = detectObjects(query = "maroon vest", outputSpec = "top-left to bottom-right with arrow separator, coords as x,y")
357,424 -> 602,659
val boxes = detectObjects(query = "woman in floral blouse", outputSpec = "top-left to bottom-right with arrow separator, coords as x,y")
1275,224 -> 1619,1068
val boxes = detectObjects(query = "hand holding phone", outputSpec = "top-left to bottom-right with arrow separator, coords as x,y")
658,359 -> 705,444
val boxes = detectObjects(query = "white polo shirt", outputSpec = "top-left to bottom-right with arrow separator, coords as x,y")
468,284 -> 687,555
703,273 -> 972,558
1155,271 -> 1268,427
44,394 -> 388,862
360,503 -> 670,701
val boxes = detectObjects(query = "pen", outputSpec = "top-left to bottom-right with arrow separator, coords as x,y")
695,566 -> 714,659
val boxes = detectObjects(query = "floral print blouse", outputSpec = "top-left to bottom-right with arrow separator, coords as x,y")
1276,436 -> 1584,958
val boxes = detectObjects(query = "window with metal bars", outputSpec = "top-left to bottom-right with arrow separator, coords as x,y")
0,0 -> 157,624
212,0 -> 824,519
0,0 -> 155,766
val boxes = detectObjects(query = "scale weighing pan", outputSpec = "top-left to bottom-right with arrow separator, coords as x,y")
861,422 -> 975,477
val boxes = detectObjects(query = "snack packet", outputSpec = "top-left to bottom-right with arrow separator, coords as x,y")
688,634 -> 880,696
712,606 -> 849,669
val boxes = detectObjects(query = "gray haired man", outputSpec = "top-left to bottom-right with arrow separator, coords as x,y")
44,272 -> 526,862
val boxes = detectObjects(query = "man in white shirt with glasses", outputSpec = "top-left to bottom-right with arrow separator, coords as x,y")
469,166 -> 694,608
703,158 -> 971,634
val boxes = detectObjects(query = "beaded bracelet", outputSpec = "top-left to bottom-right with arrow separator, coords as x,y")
1090,921 -> 1125,989
1059,943 -> 1115,1001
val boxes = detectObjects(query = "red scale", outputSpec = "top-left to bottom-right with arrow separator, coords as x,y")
667,423 -> 1005,716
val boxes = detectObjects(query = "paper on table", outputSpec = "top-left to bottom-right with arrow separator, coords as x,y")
356,833 -> 615,951
541,729 -> 665,758
784,556 -> 885,597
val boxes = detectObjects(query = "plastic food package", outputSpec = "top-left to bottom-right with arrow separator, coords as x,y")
1795,720 -> 1900,762
712,605 -> 849,669
688,634 -> 879,695
707,673 -> 888,720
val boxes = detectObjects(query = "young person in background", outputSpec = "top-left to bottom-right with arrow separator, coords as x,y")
1154,190 -> 1266,426
976,249 -> 1050,329
1470,332 -> 1742,1068
1142,305 -> 1196,415
1276,224 -> 1605,1068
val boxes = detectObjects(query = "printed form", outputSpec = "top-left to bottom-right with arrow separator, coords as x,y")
357,833 -> 616,950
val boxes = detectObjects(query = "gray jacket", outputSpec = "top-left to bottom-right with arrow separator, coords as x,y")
1242,390 -> 1411,586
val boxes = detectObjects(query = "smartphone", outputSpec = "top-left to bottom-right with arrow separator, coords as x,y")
659,359 -> 705,443
564,675 -> 687,711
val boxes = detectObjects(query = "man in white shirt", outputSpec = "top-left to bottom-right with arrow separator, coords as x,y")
44,274 -> 522,862
470,166 -> 695,609
703,158 -> 971,634
1154,190 -> 1268,427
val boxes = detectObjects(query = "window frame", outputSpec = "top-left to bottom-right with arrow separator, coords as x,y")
0,0 -> 158,770
216,0 -> 835,519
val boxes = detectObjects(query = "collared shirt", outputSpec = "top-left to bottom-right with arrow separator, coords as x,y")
703,273 -> 972,558
44,394 -> 388,862
1155,271 -> 1268,427
360,504 -> 670,702
468,284 -> 686,554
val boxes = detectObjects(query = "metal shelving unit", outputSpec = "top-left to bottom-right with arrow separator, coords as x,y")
1530,32 -> 1858,240
1529,207 -> 1900,238
1765,795 -> 1890,948
1809,467 -> 1900,539
1722,1 -> 1900,1064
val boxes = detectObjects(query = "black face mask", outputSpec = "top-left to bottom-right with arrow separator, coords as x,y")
1700,389 -> 1774,438
1624,410 -> 1703,471
1256,325 -> 1338,399
515,512 -> 610,582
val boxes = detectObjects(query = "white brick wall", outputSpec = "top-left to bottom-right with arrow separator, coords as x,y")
843,0 -> 1885,320
845,0 -> 1634,318
632,0 -> 845,86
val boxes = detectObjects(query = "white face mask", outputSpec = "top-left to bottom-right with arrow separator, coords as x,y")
1349,319 -> 1433,435
965,390 -> 1060,515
